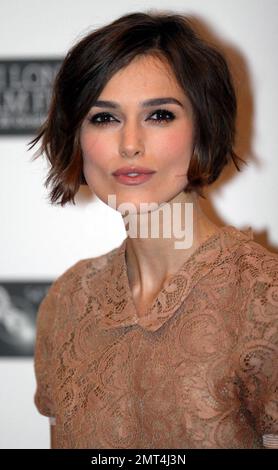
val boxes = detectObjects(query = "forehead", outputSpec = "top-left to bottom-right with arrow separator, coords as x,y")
99,54 -> 184,98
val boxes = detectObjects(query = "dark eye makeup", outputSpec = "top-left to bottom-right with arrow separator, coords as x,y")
88,109 -> 176,127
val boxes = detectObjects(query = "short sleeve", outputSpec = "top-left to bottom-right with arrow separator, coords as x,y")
232,260 -> 278,448
33,281 -> 59,418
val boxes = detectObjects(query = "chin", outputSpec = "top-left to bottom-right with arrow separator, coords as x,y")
107,193 -> 159,214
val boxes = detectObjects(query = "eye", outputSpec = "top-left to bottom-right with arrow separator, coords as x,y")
88,112 -> 119,126
148,109 -> 176,124
88,108 -> 176,127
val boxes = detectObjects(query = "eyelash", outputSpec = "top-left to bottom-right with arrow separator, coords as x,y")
88,109 -> 176,127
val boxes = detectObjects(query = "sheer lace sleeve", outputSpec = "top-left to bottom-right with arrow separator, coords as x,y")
33,281 -> 60,418
232,255 -> 278,448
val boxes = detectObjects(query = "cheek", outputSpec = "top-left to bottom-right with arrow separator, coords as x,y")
81,132 -> 111,170
152,125 -> 194,168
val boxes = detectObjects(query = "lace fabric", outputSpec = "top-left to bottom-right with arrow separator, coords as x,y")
33,225 -> 278,448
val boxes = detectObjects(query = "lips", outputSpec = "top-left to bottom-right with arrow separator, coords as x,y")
113,172 -> 155,185
112,166 -> 156,176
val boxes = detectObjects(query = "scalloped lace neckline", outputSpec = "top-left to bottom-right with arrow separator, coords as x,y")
98,225 -> 254,331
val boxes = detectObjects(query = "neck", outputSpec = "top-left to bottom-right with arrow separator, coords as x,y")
122,190 -> 220,297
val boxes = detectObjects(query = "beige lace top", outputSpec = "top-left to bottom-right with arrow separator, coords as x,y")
33,225 -> 278,449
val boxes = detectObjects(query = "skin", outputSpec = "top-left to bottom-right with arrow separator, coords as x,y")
80,54 -> 220,317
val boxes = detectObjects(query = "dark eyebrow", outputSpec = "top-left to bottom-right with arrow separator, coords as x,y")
93,97 -> 184,109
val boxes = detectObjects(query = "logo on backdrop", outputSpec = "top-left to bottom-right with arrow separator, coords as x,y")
0,282 -> 52,357
0,58 -> 62,135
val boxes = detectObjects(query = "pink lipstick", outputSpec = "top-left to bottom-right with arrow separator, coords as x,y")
112,166 -> 156,185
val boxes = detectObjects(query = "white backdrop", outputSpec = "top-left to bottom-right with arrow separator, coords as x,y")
0,0 -> 277,448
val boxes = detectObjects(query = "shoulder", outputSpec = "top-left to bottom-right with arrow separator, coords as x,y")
235,235 -> 278,314
243,240 -> 278,325
218,227 -> 278,328
242,240 -> 278,319
224,226 -> 278,285
226,230 -> 278,340
45,243 -> 121,299
35,243 -> 122,334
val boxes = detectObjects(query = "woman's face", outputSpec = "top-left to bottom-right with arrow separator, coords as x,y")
80,54 -> 195,212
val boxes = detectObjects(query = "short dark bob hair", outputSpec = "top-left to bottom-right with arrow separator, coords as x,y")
28,10 -> 245,206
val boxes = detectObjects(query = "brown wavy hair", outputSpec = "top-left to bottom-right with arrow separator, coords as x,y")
28,10 -> 245,206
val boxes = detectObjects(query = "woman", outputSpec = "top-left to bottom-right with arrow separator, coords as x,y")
29,11 -> 278,449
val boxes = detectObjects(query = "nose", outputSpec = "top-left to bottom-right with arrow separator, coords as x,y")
119,119 -> 145,159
